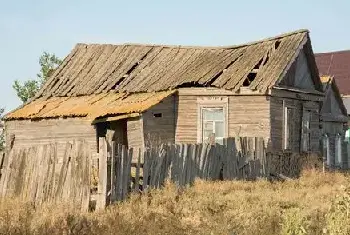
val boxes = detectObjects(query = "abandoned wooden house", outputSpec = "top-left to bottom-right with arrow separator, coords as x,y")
319,76 -> 348,168
4,29 -> 324,159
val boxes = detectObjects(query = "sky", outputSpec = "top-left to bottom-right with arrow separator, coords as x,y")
0,0 -> 349,112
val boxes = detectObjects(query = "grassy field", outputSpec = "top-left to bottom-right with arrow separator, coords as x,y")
1,170 -> 350,235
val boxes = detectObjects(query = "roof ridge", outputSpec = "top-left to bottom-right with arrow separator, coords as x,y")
75,29 -> 309,50
315,49 -> 350,55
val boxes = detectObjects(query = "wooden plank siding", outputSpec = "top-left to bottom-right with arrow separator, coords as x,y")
5,118 -> 97,158
142,95 -> 176,147
175,91 -> 271,144
270,95 -> 321,152
126,117 -> 143,150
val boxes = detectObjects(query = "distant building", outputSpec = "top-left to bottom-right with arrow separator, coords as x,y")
315,50 -> 350,140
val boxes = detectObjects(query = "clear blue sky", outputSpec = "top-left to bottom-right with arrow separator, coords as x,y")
1,0 -> 349,112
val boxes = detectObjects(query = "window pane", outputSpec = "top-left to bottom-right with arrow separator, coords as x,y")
216,137 -> 224,145
203,121 -> 213,131
203,108 -> 224,121
215,121 -> 224,138
203,121 -> 214,143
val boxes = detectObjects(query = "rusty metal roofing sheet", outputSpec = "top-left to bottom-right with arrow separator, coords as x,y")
5,91 -> 174,120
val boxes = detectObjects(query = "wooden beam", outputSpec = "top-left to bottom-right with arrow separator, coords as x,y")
270,87 -> 324,102
177,87 -> 265,96
92,113 -> 140,124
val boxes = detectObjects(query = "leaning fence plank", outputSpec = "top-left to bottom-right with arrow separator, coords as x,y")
142,149 -> 150,191
134,148 -> 141,193
180,144 -> 188,186
116,144 -> 123,201
151,147 -> 164,188
110,142 -> 116,202
97,137 -> 108,209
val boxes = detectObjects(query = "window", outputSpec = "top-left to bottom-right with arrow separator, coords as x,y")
301,110 -> 311,152
335,133 -> 342,167
201,107 -> 225,145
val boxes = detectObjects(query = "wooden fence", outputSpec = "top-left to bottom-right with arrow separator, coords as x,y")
0,138 -> 322,211
0,141 -> 91,210
95,137 -> 322,208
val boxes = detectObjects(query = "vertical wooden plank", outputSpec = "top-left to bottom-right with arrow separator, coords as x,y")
202,145 -> 210,180
0,148 -> 12,196
124,147 -> 132,198
199,143 -> 206,178
189,144 -> 196,184
150,146 -> 164,188
142,148 -> 150,191
194,144 -> 201,179
134,148 -> 141,193
180,144 -> 188,186
110,141 -> 116,202
172,144 -> 181,184
184,144 -> 192,185
167,144 -> 175,180
82,141 -> 91,211
116,144 -> 123,201
121,146 -> 129,200
159,145 -> 168,186
97,137 -> 108,209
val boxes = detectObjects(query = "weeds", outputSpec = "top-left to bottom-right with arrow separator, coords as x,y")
0,169 -> 349,235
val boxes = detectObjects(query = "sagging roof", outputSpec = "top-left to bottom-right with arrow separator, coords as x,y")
5,91 -> 174,120
320,75 -> 348,117
35,29 -> 318,99
315,50 -> 350,95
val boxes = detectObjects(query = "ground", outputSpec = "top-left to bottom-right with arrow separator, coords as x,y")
0,169 -> 350,235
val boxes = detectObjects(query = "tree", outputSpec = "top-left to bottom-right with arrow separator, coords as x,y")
13,52 -> 62,103
0,108 -> 4,151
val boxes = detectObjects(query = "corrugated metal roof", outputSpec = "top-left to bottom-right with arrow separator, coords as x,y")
5,91 -> 174,120
315,50 -> 350,95
35,29 -> 316,98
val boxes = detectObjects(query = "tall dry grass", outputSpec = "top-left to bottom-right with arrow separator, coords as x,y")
0,169 -> 350,235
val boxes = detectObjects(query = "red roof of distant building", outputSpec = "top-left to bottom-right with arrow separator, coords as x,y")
315,50 -> 350,95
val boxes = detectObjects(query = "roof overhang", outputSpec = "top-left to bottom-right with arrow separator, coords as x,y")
4,90 -> 175,122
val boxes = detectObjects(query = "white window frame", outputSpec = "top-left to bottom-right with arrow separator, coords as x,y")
197,97 -> 228,145
283,105 -> 291,150
301,109 -> 311,152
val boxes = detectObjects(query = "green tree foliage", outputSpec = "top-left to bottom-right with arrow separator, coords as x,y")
0,108 -> 4,151
13,52 -> 62,103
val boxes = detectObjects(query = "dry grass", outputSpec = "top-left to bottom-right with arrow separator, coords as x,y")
1,169 -> 350,235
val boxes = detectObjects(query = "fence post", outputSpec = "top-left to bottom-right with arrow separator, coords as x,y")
96,137 -> 108,210
110,141 -> 116,202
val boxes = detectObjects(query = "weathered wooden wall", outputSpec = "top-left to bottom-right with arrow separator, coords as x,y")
142,95 -> 176,147
5,118 -> 97,158
175,91 -> 271,143
270,94 -> 321,152
126,117 -> 143,149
